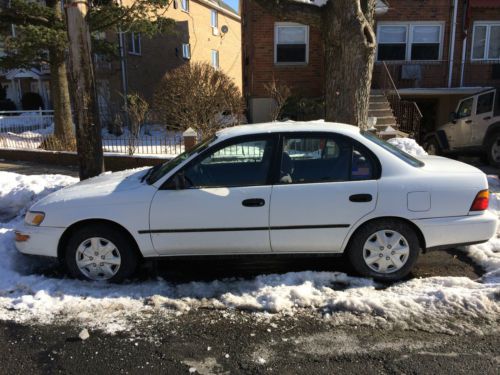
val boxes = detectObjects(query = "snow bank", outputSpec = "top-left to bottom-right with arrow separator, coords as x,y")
0,171 -> 498,335
388,137 -> 428,157
0,172 -> 77,221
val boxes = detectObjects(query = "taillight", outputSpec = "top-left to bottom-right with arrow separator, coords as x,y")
470,190 -> 489,211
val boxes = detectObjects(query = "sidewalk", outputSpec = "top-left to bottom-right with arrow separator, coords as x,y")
0,160 -> 79,177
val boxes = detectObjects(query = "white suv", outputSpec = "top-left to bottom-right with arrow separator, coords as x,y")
423,88 -> 500,165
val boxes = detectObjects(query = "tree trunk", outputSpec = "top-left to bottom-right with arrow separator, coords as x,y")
47,1 -> 74,146
65,0 -> 104,180
49,52 -> 74,141
322,0 -> 376,129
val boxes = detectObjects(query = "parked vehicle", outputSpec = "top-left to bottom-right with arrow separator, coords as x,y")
423,88 -> 500,166
15,122 -> 496,282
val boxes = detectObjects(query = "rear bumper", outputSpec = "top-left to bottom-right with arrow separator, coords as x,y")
14,223 -> 65,258
414,211 -> 497,250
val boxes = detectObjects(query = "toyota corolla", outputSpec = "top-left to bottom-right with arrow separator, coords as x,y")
15,122 -> 497,282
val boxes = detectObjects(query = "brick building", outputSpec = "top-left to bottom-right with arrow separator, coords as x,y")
1,0 -> 242,128
242,0 -> 500,136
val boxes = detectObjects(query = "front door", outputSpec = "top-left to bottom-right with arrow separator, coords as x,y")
448,96 -> 475,149
270,134 -> 378,253
149,135 -> 276,255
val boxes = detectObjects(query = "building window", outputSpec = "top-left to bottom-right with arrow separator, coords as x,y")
377,23 -> 443,61
211,10 -> 218,28
211,50 -> 219,69
472,22 -> 500,61
181,0 -> 189,12
182,43 -> 191,59
128,32 -> 141,55
274,23 -> 309,64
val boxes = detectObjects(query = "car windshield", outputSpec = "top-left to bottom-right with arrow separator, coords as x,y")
146,136 -> 216,185
361,131 -> 424,168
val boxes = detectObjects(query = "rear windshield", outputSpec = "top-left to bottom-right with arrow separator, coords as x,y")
361,131 -> 424,168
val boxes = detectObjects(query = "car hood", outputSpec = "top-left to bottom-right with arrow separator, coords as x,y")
33,168 -> 152,208
417,155 -> 484,174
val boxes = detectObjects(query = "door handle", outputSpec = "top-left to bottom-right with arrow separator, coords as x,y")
465,120 -> 473,124
484,116 -> 492,120
242,198 -> 265,207
349,194 -> 373,203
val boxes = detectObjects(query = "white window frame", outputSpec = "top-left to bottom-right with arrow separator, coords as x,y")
211,9 -> 218,28
182,43 -> 191,59
128,32 -> 141,56
211,49 -> 219,69
181,0 -> 189,12
471,21 -> 500,61
376,21 -> 445,62
274,22 -> 310,65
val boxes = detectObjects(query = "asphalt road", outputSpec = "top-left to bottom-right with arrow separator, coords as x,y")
0,159 -> 498,374
0,312 -> 498,375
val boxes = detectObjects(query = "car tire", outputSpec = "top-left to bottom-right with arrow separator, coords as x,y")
347,219 -> 421,282
65,224 -> 139,283
423,137 -> 441,156
486,131 -> 500,167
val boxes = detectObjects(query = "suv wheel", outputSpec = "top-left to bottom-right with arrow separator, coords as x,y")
65,224 -> 139,282
424,137 -> 441,156
486,132 -> 500,167
347,220 -> 421,282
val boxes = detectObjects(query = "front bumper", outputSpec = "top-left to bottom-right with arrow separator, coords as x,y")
14,223 -> 65,258
414,210 -> 497,250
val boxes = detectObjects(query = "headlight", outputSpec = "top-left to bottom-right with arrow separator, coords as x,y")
25,211 -> 45,226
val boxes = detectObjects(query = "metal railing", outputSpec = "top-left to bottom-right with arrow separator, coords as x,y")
0,109 -> 54,133
377,62 -> 423,139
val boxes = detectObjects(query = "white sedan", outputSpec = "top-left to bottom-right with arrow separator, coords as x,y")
15,122 -> 497,282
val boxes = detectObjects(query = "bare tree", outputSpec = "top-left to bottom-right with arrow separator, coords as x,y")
124,93 -> 149,155
153,62 -> 244,136
264,76 -> 291,121
252,0 -> 377,129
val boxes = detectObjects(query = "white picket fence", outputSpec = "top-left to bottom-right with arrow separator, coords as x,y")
0,109 -> 54,133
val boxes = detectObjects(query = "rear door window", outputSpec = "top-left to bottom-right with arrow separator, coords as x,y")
279,135 -> 377,184
476,91 -> 495,115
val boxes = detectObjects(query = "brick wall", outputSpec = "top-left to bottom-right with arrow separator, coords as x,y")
242,0 -> 324,99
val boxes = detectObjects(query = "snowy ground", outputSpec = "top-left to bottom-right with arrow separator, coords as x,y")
0,140 -> 499,335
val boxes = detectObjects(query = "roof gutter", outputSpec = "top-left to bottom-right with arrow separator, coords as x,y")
448,0 -> 459,88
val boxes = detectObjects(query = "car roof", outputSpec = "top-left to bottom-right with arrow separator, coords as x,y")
216,121 -> 362,140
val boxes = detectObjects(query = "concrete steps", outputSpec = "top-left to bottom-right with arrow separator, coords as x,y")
368,92 -> 398,130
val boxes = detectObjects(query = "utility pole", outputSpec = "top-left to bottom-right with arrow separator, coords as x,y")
65,0 -> 104,180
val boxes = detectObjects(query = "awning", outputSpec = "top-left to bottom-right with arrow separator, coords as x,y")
470,0 -> 500,8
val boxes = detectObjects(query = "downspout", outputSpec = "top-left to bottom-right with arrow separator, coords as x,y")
460,0 -> 469,87
118,0 -> 129,126
448,0 -> 459,88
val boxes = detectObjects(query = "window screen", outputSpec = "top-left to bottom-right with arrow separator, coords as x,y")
276,25 -> 308,63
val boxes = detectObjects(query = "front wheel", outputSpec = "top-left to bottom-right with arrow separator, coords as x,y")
423,137 -> 441,156
347,220 -> 421,281
65,224 -> 139,282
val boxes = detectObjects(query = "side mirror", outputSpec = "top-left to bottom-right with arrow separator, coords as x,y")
449,112 -> 457,124
164,173 -> 187,190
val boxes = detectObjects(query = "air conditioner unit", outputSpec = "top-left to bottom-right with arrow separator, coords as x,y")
212,27 -> 219,36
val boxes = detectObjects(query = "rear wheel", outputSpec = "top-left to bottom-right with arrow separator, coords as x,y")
486,131 -> 500,167
65,224 -> 139,282
347,220 -> 421,281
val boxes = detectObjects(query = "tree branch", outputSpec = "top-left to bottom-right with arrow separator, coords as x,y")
251,0 -> 322,26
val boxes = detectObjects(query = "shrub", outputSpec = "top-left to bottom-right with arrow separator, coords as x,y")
153,62 -> 243,136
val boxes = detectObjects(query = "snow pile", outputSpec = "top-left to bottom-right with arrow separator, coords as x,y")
0,172 -> 77,221
0,171 -> 498,334
292,0 -> 328,6
388,137 -> 428,157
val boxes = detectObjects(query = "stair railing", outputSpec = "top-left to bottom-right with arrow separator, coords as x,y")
378,62 -> 423,140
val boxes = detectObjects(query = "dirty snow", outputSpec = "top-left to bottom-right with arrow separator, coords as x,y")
388,137 -> 428,157
0,170 -> 498,335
